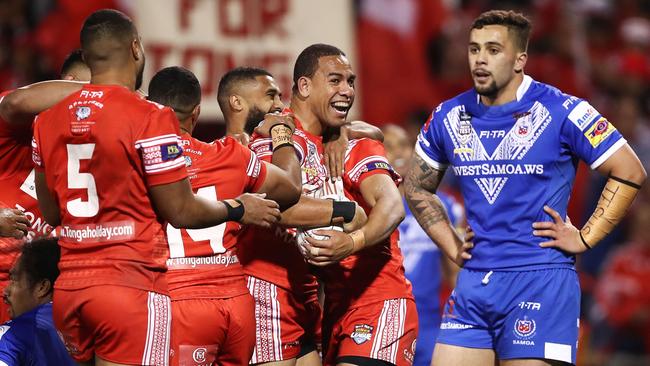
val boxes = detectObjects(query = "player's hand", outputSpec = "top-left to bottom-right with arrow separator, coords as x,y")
323,126 -> 349,181
234,193 -> 281,228
532,205 -> 586,254
342,203 -> 367,233
303,229 -> 354,266
253,112 -> 295,138
454,225 -> 474,266
0,208 -> 30,239
230,132 -> 250,146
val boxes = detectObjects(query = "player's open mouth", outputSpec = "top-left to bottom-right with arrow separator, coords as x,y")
473,69 -> 491,83
331,101 -> 350,117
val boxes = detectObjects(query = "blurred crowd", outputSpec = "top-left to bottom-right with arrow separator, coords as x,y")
1,0 -> 648,365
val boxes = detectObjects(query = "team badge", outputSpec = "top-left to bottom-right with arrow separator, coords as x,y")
351,324 -> 374,345
75,106 -> 91,120
457,111 -> 473,145
184,155 -> 192,167
513,111 -> 533,143
513,317 -> 536,338
584,118 -> 615,147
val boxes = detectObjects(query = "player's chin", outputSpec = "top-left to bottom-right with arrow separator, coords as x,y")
325,109 -> 349,127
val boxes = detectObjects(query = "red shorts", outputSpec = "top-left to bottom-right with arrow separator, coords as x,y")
324,298 -> 418,366
170,294 -> 256,366
246,276 -> 322,363
53,285 -> 171,365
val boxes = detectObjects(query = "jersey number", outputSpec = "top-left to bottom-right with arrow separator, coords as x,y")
67,144 -> 99,217
167,186 -> 227,258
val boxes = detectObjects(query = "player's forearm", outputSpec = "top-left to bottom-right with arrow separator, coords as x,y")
404,184 -> 461,262
35,171 -> 61,226
347,121 -> 384,142
279,195 -> 334,228
268,148 -> 302,209
357,195 -> 404,249
0,81 -> 85,125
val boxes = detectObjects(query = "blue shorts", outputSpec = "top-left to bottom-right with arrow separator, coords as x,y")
437,267 -> 580,364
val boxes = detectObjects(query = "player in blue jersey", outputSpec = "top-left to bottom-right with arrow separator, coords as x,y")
404,10 -> 646,366
384,124 -> 464,366
0,238 -> 74,365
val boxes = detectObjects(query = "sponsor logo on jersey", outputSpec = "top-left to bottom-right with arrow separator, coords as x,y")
178,344 -> 217,365
440,322 -> 474,329
518,301 -> 542,310
79,90 -> 103,99
184,155 -> 192,167
479,130 -> 506,139
193,347 -> 207,363
403,339 -> 416,363
513,317 -> 537,339
457,111 -> 473,145
568,101 -> 599,130
351,324 -> 374,345
161,143 -> 182,161
584,118 -> 615,147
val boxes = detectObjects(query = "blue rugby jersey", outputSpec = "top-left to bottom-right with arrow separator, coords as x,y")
0,303 -> 74,366
416,75 -> 626,270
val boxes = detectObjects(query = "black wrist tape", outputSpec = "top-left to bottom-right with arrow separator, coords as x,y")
224,199 -> 245,222
332,201 -> 356,224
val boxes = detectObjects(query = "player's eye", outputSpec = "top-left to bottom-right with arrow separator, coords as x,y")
469,47 -> 479,54
330,78 -> 340,84
489,48 -> 500,55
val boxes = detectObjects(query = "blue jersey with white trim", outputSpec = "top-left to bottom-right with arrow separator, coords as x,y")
416,76 -> 626,270
0,303 -> 75,366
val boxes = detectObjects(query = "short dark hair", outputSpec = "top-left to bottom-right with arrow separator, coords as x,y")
292,44 -> 346,90
148,66 -> 201,119
18,238 -> 60,292
60,49 -> 85,77
80,9 -> 137,63
471,10 -> 532,52
217,67 -> 273,112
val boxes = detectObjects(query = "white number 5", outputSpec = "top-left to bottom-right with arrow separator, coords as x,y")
67,144 -> 99,217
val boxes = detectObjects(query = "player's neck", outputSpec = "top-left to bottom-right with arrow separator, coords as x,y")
289,99 -> 322,136
479,73 -> 523,107
90,70 -> 136,91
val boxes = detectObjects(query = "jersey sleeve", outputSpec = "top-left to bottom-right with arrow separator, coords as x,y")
249,132 -> 307,165
133,106 -> 188,187
345,139 -> 401,191
415,105 -> 449,170
0,324 -> 22,365
31,116 -> 44,171
560,99 -> 627,169
236,142 -> 267,193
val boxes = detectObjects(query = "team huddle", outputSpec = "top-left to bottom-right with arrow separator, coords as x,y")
0,8 -> 646,366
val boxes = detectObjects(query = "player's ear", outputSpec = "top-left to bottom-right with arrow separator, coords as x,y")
191,104 -> 201,126
34,279 -> 52,300
297,76 -> 311,98
132,37 -> 143,61
229,95 -> 244,112
514,51 -> 527,74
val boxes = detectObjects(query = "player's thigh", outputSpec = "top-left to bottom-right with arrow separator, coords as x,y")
296,350 -> 322,366
431,343 -> 497,366
499,359 -> 569,366
216,294 -> 257,366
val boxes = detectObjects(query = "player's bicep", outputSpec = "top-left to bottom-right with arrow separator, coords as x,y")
255,162 -> 301,209
359,173 -> 402,210
34,170 -> 60,226
594,143 -> 646,184
404,153 -> 446,194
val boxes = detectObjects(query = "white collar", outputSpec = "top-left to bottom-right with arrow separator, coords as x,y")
475,74 -> 533,104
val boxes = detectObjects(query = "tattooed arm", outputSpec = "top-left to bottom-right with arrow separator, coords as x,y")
404,154 -> 469,266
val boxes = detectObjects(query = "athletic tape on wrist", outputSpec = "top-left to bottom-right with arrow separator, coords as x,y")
349,230 -> 365,252
331,201 -> 356,224
580,175 -> 640,248
270,123 -> 293,152
223,199 -> 245,222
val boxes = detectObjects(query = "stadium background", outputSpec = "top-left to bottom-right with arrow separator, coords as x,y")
1,0 -> 648,365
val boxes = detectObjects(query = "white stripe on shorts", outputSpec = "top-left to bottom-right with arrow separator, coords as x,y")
247,276 -> 283,363
141,292 -> 171,366
370,298 -> 407,364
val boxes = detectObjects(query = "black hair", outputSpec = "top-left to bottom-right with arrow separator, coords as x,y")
18,238 -> 60,293
60,49 -> 86,77
148,66 -> 202,118
292,44 -> 346,91
471,10 -> 532,52
80,9 -> 137,63
217,67 -> 273,113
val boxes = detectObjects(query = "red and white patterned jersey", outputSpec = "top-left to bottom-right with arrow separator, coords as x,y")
319,138 -> 413,308
165,133 -> 267,300
32,84 -> 188,293
0,90 -> 54,283
237,110 -> 327,300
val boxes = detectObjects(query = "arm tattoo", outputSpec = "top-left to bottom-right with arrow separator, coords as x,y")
404,154 -> 448,229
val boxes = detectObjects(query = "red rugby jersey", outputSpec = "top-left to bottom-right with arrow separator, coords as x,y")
165,133 -> 266,300
32,84 -> 188,293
